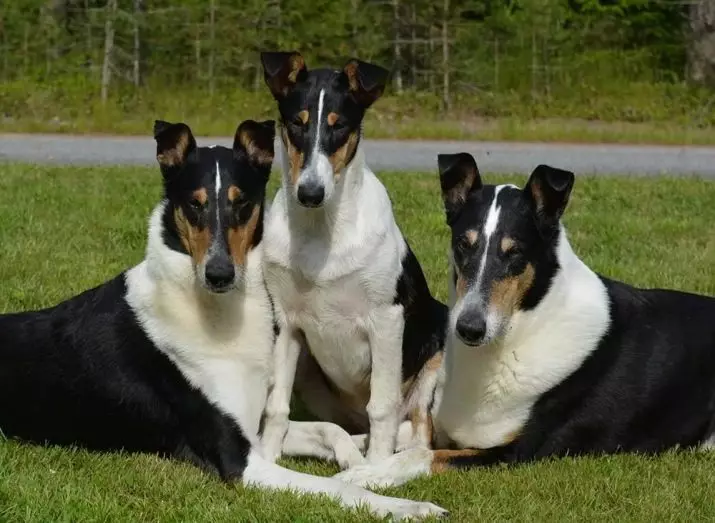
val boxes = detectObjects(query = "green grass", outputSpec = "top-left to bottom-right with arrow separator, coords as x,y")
1,163 -> 715,521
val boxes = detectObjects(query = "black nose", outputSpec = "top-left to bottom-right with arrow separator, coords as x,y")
455,311 -> 486,346
297,182 -> 325,207
205,259 -> 235,291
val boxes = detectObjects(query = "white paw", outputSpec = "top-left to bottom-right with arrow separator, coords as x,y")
380,500 -> 449,521
334,441 -> 367,470
335,447 -> 433,489
334,464 -> 398,489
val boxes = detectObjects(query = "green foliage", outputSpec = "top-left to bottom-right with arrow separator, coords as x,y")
0,0 -> 712,140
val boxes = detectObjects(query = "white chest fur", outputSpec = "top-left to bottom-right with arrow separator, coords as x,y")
262,158 -> 407,395
435,231 -> 611,449
124,204 -> 274,445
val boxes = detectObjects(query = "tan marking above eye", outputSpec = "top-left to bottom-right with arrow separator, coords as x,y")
227,185 -> 241,203
191,188 -> 208,205
298,110 -> 309,124
327,112 -> 339,126
501,237 -> 516,253
465,229 -> 479,245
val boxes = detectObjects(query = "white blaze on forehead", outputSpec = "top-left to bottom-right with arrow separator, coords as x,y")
313,88 -> 325,155
215,160 -> 222,224
474,185 -> 506,290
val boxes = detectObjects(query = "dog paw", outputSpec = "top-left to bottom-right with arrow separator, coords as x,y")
383,500 -> 449,521
334,443 -> 367,470
335,447 -> 433,489
334,464 -> 396,489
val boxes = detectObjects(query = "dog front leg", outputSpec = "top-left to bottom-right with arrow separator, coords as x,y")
261,326 -> 301,463
365,305 -> 404,463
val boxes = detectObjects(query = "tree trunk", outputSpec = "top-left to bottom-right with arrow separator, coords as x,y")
687,0 -> 715,86
392,0 -> 403,93
133,0 -> 144,87
101,0 -> 117,104
442,0 -> 450,110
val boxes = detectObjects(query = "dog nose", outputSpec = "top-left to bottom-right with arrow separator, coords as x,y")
205,259 -> 235,291
297,182 -> 325,207
455,311 -> 486,346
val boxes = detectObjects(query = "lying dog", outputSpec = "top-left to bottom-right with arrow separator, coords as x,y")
258,51 -> 448,466
335,152 -> 715,487
0,119 -> 446,520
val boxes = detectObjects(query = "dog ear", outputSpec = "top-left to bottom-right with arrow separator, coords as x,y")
233,119 -> 275,171
437,153 -> 482,224
153,120 -> 197,173
261,51 -> 307,100
342,59 -> 389,109
525,164 -> 575,235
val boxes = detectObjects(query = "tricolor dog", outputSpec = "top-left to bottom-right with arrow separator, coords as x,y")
259,51 -> 448,466
335,152 -> 715,487
0,119 -> 446,520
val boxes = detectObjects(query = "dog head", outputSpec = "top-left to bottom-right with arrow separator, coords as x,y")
154,119 -> 275,293
437,153 -> 574,347
260,50 -> 388,208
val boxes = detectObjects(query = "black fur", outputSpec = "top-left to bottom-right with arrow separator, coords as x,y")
394,242 -> 449,380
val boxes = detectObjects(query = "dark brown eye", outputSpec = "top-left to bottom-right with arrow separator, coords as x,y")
503,245 -> 523,261
189,199 -> 204,212
232,197 -> 250,209
456,236 -> 472,252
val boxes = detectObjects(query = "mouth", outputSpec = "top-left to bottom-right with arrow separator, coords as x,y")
296,199 -> 324,209
455,332 -> 485,347
204,282 -> 236,294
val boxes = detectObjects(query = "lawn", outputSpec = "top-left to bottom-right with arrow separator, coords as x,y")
1,162 -> 714,522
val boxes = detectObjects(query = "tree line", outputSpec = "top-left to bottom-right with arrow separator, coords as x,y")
0,0 -> 713,110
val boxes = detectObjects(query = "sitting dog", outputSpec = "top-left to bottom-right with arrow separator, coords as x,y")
258,51 -> 448,466
335,152 -> 715,487
0,118 -> 446,520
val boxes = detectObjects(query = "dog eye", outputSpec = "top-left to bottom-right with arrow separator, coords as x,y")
332,121 -> 346,131
456,236 -> 473,252
503,246 -> 523,260
232,196 -> 250,209
189,199 -> 204,212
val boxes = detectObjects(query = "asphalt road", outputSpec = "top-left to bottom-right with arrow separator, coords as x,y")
1,133 -> 715,177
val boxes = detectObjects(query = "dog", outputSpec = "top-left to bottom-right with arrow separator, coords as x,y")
334,152 -> 715,487
0,118 -> 447,520
258,51 -> 449,467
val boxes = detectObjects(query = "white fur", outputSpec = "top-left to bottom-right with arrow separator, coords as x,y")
336,224 -> 612,489
333,446 -> 433,489
125,201 -> 445,519
242,449 -> 446,520
262,135 -> 408,464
